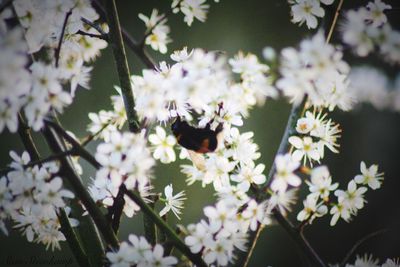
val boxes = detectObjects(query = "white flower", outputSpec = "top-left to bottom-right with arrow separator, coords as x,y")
185,220 -> 214,253
354,161 -> 384,190
242,199 -> 269,230
329,202 -> 351,226
180,0 -> 209,26
290,0 -> 325,29
138,9 -> 171,54
307,165 -> 338,201
159,184 -> 186,219
144,244 -> 178,267
267,189 -> 297,215
334,180 -> 367,214
149,126 -> 176,163
203,155 -> 235,191
271,153 -> 301,193
366,0 -> 392,27
107,242 -> 136,267
289,136 -> 320,165
170,47 -> 193,62
204,201 -> 236,232
297,195 -> 327,223
231,162 -> 266,192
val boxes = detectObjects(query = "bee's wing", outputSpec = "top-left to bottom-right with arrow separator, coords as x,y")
188,150 -> 206,171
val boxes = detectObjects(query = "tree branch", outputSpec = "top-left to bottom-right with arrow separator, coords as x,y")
58,208 -> 90,267
124,188 -> 207,267
233,224 -> 263,267
104,0 -> 140,133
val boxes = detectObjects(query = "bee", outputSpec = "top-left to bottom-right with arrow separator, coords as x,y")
171,116 -> 224,153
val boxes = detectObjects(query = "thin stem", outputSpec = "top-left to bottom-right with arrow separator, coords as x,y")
58,208 -> 90,267
17,113 -> 40,161
234,224 -> 263,267
55,9 -> 73,68
76,30 -> 107,40
273,209 -> 327,267
339,229 -> 388,267
81,119 -> 114,147
326,0 -> 344,44
124,189 -> 208,267
45,119 -> 101,169
42,126 -> 119,249
104,0 -> 140,133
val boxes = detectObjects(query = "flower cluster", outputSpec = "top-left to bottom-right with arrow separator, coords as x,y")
0,151 -> 76,250
295,162 -> 383,226
0,0 -> 107,133
276,31 -> 354,111
289,0 -> 335,29
89,131 -> 155,217
185,198 -> 270,266
106,234 -> 177,267
132,48 -> 275,125
349,66 -> 400,112
289,110 -> 341,166
341,0 -> 399,64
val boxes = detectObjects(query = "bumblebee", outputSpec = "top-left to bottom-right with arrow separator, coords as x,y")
171,116 -> 223,154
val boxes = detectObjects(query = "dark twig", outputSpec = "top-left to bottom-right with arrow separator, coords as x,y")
55,9 -> 73,68
17,113 -> 40,161
81,119 -> 114,147
274,209 -> 327,267
125,189 -> 207,267
107,185 -> 126,234
45,119 -> 101,169
76,30 -> 107,40
81,17 -> 107,35
339,229 -> 388,267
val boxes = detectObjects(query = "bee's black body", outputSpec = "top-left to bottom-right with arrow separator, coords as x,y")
171,117 -> 223,153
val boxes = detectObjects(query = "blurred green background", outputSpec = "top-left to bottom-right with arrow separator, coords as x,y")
1,0 -> 399,266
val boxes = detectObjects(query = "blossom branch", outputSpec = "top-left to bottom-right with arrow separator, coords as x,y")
124,188 -> 208,267
58,208 -> 90,267
54,9 -> 73,68
339,229 -> 388,267
42,125 -> 119,249
76,30 -> 106,40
